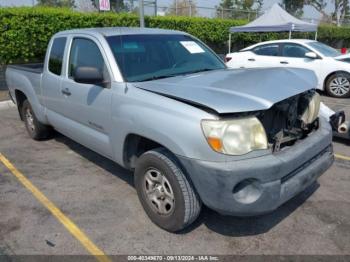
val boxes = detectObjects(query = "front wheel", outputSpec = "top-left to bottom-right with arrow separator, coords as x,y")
325,73 -> 350,98
134,148 -> 201,232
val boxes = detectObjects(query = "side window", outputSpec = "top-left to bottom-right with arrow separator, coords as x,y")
49,37 -> 67,75
68,38 -> 109,81
282,44 -> 310,58
253,44 -> 279,56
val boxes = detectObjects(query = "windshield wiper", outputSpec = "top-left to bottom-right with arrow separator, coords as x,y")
185,68 -> 217,74
137,68 -> 217,82
138,74 -> 179,82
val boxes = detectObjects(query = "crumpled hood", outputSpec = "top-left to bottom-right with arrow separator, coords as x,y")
132,67 -> 317,114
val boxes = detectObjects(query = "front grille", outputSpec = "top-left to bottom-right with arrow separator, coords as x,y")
257,90 -> 319,152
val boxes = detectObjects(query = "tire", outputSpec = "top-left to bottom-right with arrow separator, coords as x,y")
134,148 -> 201,232
21,100 -> 51,140
325,73 -> 350,98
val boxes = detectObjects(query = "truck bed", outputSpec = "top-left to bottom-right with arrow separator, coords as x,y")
6,63 -> 44,104
7,63 -> 43,74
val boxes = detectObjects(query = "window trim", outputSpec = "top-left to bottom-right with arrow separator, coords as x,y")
47,37 -> 67,76
280,43 -> 313,59
251,43 -> 281,57
65,36 -> 112,84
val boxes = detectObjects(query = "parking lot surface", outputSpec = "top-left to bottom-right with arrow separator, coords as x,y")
0,96 -> 349,257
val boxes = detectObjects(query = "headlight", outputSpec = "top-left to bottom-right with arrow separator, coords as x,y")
201,117 -> 268,155
300,92 -> 321,124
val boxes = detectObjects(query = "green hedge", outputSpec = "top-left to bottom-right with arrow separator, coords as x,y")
1,7 -> 350,64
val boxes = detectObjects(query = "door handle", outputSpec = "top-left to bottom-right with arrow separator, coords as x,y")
280,61 -> 289,64
61,88 -> 71,96
248,58 -> 256,61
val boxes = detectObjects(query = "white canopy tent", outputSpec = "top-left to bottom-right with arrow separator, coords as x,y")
228,4 -> 318,53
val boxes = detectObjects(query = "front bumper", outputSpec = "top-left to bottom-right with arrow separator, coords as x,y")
178,117 -> 334,216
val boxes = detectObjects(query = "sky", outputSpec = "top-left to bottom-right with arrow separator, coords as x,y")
0,0 -> 334,20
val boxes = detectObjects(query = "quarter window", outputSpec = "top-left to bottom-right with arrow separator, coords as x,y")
68,38 -> 109,81
48,37 -> 67,75
253,44 -> 279,56
282,44 -> 310,58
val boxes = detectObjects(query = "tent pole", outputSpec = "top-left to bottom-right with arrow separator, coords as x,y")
315,31 -> 318,40
229,33 -> 232,54
289,30 -> 292,39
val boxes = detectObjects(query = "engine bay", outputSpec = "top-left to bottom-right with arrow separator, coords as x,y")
257,90 -> 320,152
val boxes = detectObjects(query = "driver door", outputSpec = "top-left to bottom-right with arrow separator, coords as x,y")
59,36 -> 113,158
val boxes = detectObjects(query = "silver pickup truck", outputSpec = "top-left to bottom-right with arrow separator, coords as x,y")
6,27 -> 334,232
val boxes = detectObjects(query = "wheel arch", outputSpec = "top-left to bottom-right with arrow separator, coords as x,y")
123,133 -> 174,170
14,89 -> 28,120
323,70 -> 350,90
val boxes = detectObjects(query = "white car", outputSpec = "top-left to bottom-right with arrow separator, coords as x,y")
225,39 -> 350,98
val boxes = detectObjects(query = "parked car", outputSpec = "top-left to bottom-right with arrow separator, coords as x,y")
6,28 -> 333,232
334,53 -> 350,63
225,39 -> 350,98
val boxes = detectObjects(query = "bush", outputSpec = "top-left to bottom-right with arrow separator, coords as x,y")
1,7 -> 350,64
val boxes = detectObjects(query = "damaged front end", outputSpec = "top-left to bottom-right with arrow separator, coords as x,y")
257,90 -> 321,152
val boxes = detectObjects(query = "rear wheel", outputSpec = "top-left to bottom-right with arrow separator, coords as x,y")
134,148 -> 201,232
326,73 -> 350,98
21,100 -> 51,140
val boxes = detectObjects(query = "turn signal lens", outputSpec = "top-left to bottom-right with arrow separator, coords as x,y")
207,137 -> 223,152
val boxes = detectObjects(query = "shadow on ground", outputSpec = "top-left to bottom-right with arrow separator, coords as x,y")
53,132 -> 318,237
333,136 -> 350,146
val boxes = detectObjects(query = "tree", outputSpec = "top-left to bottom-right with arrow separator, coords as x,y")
75,0 -> 97,12
168,0 -> 198,17
37,0 -> 75,7
305,0 -> 328,18
304,0 -> 350,25
282,0 -> 304,17
332,0 -> 350,25
215,0 -> 263,19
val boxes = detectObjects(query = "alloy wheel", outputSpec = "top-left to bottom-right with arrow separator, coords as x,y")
329,76 -> 350,96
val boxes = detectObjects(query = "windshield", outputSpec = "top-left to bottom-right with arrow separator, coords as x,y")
106,34 -> 226,82
308,41 -> 341,57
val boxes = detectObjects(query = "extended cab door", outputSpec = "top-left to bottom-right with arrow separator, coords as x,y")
42,37 -> 67,116
58,36 -> 113,158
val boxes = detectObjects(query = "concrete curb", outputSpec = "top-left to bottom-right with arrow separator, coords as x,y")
0,100 -> 15,110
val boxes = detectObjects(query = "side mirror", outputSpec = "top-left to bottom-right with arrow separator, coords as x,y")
305,52 -> 318,59
73,66 -> 104,85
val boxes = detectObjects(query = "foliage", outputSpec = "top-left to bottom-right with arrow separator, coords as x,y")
305,0 -> 328,18
282,0 -> 304,17
168,0 -> 198,17
332,0 -> 350,25
215,0 -> 263,19
1,7 -> 350,64
37,0 -> 75,8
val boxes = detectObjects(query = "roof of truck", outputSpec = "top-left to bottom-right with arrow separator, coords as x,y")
55,27 -> 188,37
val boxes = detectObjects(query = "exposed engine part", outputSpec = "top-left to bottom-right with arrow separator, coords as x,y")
329,111 -> 346,131
257,90 -> 320,152
338,121 -> 349,134
299,92 -> 321,125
